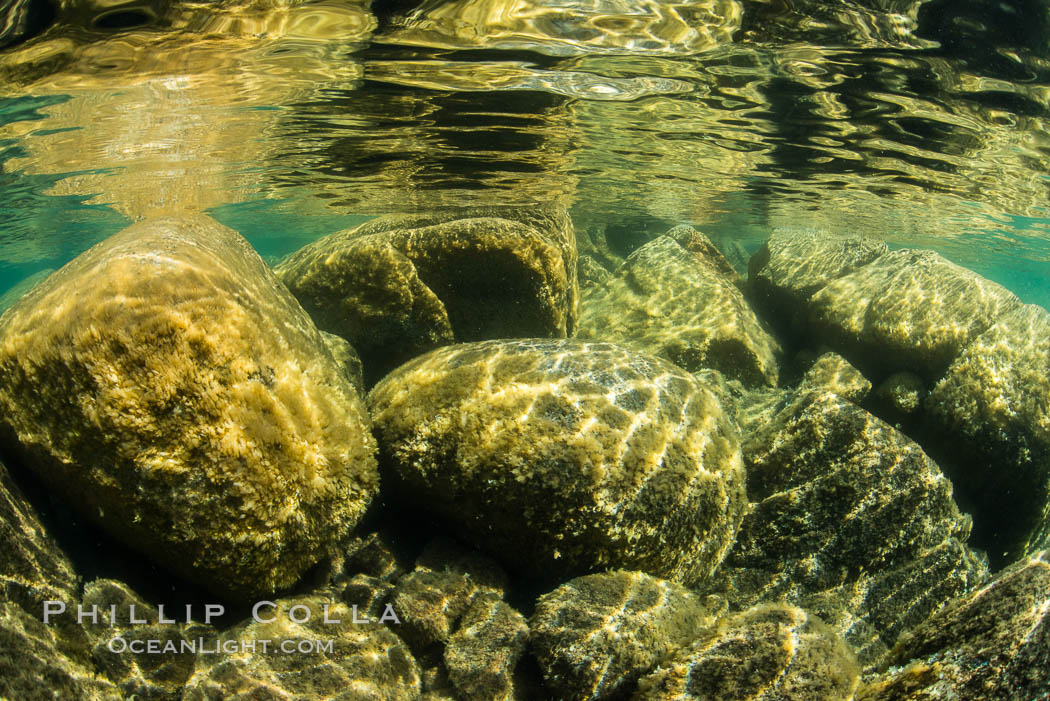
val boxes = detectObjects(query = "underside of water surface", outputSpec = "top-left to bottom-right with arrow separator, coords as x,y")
0,0 -> 1049,700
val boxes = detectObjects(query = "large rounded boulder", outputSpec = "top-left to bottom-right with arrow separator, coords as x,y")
368,339 -> 747,584
276,206 -> 579,386
0,215 -> 379,601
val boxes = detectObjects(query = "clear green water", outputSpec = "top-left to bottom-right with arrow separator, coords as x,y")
0,0 -> 1048,307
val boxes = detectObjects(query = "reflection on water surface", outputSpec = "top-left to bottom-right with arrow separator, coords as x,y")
0,0 -> 1048,304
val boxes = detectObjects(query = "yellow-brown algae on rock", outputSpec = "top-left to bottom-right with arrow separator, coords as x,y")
748,227 -> 888,341
808,248 -> 1023,382
182,595 -> 421,700
530,570 -> 721,701
368,338 -> 747,585
634,603 -> 860,701
579,234 -> 781,388
0,214 -> 378,602
861,549 -> 1050,701
276,205 -> 579,387
925,302 -> 1050,566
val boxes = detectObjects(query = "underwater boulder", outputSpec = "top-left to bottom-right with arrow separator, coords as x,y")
748,228 -> 887,341
389,540 -> 508,651
368,339 -> 747,585
445,593 -> 530,701
529,570 -> 720,701
808,248 -> 1022,381
182,595 -> 422,700
860,549 -> 1050,701
276,205 -> 579,387
80,579 -> 210,701
579,233 -> 780,387
925,302 -> 1050,565
0,215 -> 378,602
0,598 -> 122,701
633,603 -> 859,701
702,388 -> 985,668
0,457 -> 112,697
795,351 -> 871,403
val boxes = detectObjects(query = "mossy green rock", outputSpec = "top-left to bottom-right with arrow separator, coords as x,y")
809,249 -> 1022,381
0,215 -> 379,601
579,234 -> 780,387
861,549 -> 1050,701
748,228 -> 887,340
633,604 -> 859,701
926,302 -> 1050,565
276,206 -> 578,386
368,339 -> 747,584
530,571 -> 720,701
702,389 -> 983,668
183,595 -> 422,700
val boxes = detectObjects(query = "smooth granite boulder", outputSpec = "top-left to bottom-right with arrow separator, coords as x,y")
808,249 -> 1022,381
530,571 -> 720,701
925,302 -> 1050,565
579,234 -> 780,387
0,215 -> 379,601
634,604 -> 859,701
748,228 -> 887,340
860,549 -> 1050,701
276,206 -> 578,386
183,595 -> 422,700
702,388 -> 984,668
368,339 -> 747,584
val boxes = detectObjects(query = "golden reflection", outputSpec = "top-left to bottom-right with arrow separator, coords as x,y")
379,0 -> 743,57
0,0 -> 374,218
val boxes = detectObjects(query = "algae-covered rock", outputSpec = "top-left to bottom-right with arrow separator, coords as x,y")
276,206 -> 578,386
81,579 -> 211,701
579,234 -> 780,387
530,571 -> 719,701
874,371 -> 925,416
701,389 -> 980,668
368,339 -> 747,584
634,604 -> 859,701
748,228 -> 887,339
0,458 -> 113,700
0,600 -> 122,701
795,537 -> 987,668
861,549 -> 1050,701
320,329 -> 366,395
389,538 -> 509,651
796,352 -> 871,403
183,595 -> 421,700
577,255 -> 613,290
0,458 -> 80,627
0,215 -> 379,601
809,249 -> 1022,381
446,593 -> 529,701
925,302 -> 1050,565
